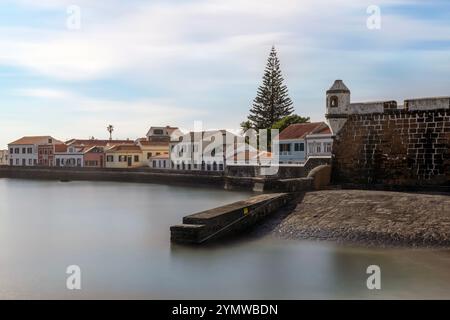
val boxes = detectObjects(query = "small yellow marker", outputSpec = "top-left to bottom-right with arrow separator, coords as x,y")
243,207 -> 249,215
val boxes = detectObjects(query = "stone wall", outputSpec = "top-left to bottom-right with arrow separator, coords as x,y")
0,165 -> 319,192
332,109 -> 450,186
225,157 -> 331,178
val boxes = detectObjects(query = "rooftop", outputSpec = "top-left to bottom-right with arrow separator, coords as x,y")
9,136 -> 63,145
66,139 -> 134,147
279,122 -> 330,140
106,144 -> 142,152
327,80 -> 350,93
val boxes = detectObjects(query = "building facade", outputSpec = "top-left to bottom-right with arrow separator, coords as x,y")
149,155 -> 170,169
105,145 -> 145,168
278,122 -> 331,164
169,130 -> 233,171
83,146 -> 106,168
8,136 -> 62,166
305,126 -> 333,158
55,144 -> 84,167
0,150 -> 9,166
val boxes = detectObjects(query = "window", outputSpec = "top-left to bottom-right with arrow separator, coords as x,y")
22,148 -> 26,154
10,148 -> 13,154
107,155 -> 114,162
316,144 -> 322,153
280,144 -> 291,152
294,143 -> 305,152
16,159 -> 19,165
33,159 -> 37,165
14,148 -> 19,154
29,159 -> 32,165
219,164 -> 224,171
154,129 -> 163,135
330,96 -> 339,108
325,142 -> 332,153
147,152 -> 152,159
134,155 -> 139,162
27,147 -> 32,154
153,160 -> 156,167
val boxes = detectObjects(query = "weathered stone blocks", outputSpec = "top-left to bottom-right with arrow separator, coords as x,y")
332,109 -> 450,186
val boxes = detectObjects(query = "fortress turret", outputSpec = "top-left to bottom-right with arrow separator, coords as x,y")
325,80 -> 351,135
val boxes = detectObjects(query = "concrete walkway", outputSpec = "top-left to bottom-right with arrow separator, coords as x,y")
272,190 -> 450,247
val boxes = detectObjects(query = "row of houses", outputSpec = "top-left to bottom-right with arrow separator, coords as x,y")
5,126 -> 176,169
2,122 -> 333,170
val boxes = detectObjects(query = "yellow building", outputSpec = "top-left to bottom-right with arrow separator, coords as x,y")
105,145 -> 145,168
137,141 -> 170,162
137,126 -> 180,162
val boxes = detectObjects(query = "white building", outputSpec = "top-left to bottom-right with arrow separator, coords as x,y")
8,136 -> 62,166
149,154 -> 170,169
146,126 -> 180,142
169,130 -> 235,171
0,150 -> 9,166
305,130 -> 333,158
55,144 -> 84,167
278,122 -> 331,164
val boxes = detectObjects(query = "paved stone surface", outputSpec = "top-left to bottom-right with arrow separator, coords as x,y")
272,190 -> 450,247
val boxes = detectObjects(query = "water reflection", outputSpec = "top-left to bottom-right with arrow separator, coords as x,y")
0,178 -> 449,299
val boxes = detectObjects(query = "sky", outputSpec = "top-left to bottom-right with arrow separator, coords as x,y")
0,0 -> 449,147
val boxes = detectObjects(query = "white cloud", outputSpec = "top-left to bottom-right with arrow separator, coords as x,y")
15,88 -> 74,99
0,0 -> 449,147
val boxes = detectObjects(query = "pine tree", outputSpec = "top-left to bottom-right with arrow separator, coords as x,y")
247,46 -> 294,129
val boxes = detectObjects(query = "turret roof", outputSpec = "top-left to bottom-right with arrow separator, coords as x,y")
327,80 -> 350,93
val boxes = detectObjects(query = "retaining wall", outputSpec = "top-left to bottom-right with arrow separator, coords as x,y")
332,109 -> 450,186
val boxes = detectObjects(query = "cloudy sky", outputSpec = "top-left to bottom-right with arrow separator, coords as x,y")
0,0 -> 449,147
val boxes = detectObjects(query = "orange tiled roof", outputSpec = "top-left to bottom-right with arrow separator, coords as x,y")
9,136 -> 63,145
139,140 -> 169,146
54,144 -> 68,152
106,145 -> 142,153
279,122 -> 330,140
66,139 -> 135,146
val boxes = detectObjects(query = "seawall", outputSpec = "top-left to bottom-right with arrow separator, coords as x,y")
171,193 -> 296,244
0,165 -> 224,187
332,108 -> 450,186
0,165 -> 329,192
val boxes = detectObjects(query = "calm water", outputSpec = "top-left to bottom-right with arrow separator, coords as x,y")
0,178 -> 449,299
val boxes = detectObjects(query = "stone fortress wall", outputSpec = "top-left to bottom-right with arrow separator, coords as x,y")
326,80 -> 450,186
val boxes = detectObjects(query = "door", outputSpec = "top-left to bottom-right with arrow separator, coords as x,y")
127,156 -> 132,167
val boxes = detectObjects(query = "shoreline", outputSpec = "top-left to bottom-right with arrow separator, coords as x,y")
263,189 -> 450,248
0,166 -> 318,193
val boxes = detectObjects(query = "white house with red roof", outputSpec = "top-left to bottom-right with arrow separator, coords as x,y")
278,122 -> 332,164
8,136 -> 63,166
305,125 -> 333,158
54,144 -> 84,167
